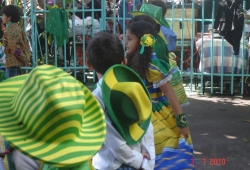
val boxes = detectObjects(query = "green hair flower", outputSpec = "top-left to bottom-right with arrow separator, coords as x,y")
140,34 -> 156,54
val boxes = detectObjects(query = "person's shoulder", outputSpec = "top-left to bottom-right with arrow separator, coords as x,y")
4,26 -> 16,34
10,23 -> 20,27
161,26 -> 176,37
92,85 -> 102,97
9,23 -> 22,31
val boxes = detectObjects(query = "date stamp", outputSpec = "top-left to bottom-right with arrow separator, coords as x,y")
191,158 -> 226,165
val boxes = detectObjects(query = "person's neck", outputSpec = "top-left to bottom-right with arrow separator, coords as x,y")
6,22 -> 13,28
96,72 -> 103,80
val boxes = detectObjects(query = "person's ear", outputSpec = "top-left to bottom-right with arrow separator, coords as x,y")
86,59 -> 94,70
121,58 -> 127,65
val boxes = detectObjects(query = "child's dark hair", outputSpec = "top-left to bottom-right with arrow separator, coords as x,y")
129,14 -> 160,33
87,31 -> 124,75
1,5 -> 21,23
126,21 -> 157,79
151,0 -> 167,17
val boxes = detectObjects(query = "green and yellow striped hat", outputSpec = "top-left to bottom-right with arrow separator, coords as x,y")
0,65 -> 106,167
102,65 -> 152,145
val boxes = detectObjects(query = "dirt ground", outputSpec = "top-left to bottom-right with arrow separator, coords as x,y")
183,94 -> 250,170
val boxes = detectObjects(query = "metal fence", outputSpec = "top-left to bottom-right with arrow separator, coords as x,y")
3,0 -> 250,95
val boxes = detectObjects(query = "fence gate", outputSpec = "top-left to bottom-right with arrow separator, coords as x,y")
2,0 -> 250,95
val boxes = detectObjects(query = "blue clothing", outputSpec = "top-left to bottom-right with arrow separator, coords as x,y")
160,26 -> 177,52
5,66 -> 20,79
118,0 -> 141,31
155,138 -> 195,170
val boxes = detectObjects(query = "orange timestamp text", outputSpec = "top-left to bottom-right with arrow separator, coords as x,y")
191,158 -> 226,165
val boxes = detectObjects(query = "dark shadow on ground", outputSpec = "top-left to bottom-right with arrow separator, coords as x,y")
183,96 -> 250,170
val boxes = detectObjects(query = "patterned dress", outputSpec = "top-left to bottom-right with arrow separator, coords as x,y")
145,53 -> 195,170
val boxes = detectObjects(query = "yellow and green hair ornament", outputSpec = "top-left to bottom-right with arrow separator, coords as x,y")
140,34 -> 156,54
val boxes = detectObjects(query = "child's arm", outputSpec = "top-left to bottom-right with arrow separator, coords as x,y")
92,91 -> 144,169
159,82 -> 190,139
140,123 -> 154,158
105,118 -> 144,169
140,122 -> 155,169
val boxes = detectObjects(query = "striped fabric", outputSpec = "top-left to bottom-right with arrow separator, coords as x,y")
0,65 -> 106,167
196,38 -> 249,73
169,52 -> 189,106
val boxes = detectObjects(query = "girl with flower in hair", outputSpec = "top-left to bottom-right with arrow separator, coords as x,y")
125,20 -> 195,170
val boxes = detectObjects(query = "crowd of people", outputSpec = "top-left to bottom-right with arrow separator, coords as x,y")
0,0 -> 250,170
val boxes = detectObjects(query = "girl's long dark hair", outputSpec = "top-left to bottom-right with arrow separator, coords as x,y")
126,21 -> 157,79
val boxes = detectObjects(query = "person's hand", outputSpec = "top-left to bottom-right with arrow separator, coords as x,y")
25,60 -> 31,66
178,126 -> 190,140
118,34 -> 123,40
138,153 -> 150,170
141,152 -> 150,160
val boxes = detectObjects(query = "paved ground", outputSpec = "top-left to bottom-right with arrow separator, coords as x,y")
183,92 -> 250,170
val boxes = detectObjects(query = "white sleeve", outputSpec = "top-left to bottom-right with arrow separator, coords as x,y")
140,123 -> 155,170
12,150 -> 40,170
105,117 -> 143,169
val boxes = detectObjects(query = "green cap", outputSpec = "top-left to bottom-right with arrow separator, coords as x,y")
130,4 -> 170,28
